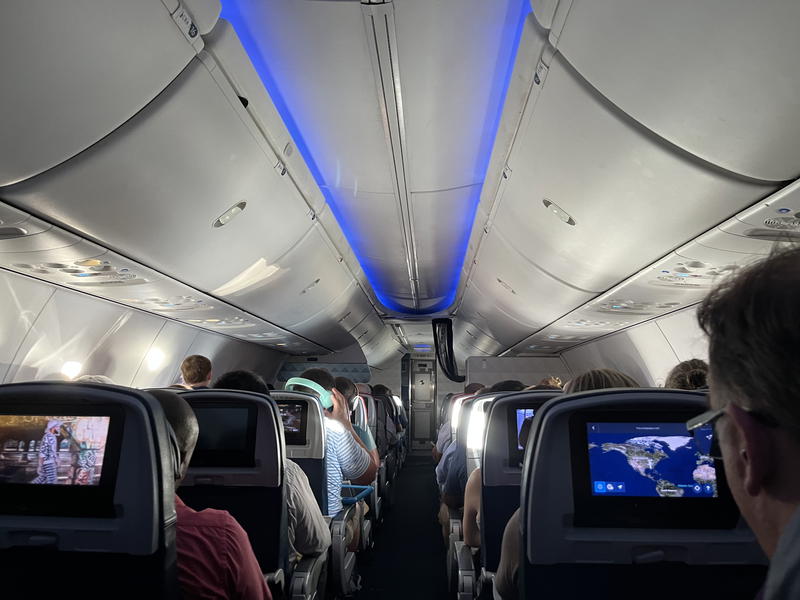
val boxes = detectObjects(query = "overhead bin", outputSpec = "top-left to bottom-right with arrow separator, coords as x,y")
541,0 -> 800,182
491,50 -> 775,295
0,0 -> 219,186
3,56 -> 313,294
1,20 -> 388,353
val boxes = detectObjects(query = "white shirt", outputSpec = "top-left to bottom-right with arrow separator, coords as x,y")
285,459 -> 331,558
324,418 -> 372,517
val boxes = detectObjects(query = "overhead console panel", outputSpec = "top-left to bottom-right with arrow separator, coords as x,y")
505,181 -> 800,356
0,0 -> 218,186
0,202 -> 328,356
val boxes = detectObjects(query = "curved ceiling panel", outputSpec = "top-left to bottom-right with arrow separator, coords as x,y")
548,0 -> 800,182
492,51 -> 775,295
0,0 -> 202,186
220,0 -> 529,313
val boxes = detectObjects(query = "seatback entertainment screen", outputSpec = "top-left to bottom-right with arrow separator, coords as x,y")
191,405 -> 256,468
515,408 -> 535,450
587,422 -> 716,498
0,415 -> 111,486
278,402 -> 308,446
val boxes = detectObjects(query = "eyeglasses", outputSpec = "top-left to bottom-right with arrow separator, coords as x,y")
686,406 -> 779,461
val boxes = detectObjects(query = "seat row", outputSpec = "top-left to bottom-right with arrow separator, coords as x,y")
443,388 -> 768,600
0,380 -> 406,599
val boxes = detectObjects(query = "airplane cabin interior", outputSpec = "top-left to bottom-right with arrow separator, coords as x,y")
1,1 -> 799,599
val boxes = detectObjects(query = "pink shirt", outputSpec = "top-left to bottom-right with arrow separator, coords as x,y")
175,496 -> 272,600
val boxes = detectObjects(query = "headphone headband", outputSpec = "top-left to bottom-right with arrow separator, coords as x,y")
285,377 -> 334,409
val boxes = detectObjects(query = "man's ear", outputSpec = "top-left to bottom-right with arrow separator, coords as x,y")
727,403 -> 774,496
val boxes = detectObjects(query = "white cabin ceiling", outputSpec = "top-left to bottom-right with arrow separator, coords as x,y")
2,0 -> 800,370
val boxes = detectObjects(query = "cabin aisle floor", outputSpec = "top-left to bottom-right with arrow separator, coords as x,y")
357,452 -> 448,599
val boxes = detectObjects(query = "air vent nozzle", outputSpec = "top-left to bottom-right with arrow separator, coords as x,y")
0,226 -> 28,239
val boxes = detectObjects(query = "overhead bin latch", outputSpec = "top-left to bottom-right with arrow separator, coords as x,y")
274,160 -> 287,176
534,60 -> 549,86
170,2 -> 204,53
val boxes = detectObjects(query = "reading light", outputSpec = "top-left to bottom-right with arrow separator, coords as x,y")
213,201 -> 247,228
61,361 -> 82,380
145,348 -> 165,371
542,199 -> 576,226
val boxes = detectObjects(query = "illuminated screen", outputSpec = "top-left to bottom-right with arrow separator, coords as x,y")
515,408 -> 535,450
587,422 -> 717,498
0,415 -> 111,486
279,402 -> 308,446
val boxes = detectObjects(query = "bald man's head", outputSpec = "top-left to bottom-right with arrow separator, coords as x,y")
148,389 -> 199,482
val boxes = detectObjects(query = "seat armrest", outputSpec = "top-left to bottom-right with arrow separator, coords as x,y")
264,569 -> 285,598
329,505 -> 359,595
289,554 -> 328,600
455,541 -> 477,600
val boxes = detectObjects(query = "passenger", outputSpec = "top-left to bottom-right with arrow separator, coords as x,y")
292,369 -> 378,551
148,389 -> 271,600
665,358 -> 709,390
443,380 -> 525,510
212,371 -> 331,560
180,355 -> 212,389
563,368 -> 640,393
489,380 -> 526,393
536,376 -> 562,389
694,246 -> 800,599
372,384 -> 407,432
496,371 -> 638,599
213,370 -> 269,394
74,374 -> 115,384
433,394 -> 456,464
464,417 -> 534,549
335,376 -> 380,468
464,382 -> 485,395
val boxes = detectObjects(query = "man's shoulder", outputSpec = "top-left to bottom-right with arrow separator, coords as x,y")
176,501 -> 241,534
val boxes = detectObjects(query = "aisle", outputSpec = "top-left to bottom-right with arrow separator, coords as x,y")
357,452 -> 448,599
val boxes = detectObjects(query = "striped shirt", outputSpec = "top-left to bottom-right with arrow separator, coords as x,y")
324,418 -> 371,517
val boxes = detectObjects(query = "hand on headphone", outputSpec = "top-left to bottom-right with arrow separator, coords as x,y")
328,388 -> 351,427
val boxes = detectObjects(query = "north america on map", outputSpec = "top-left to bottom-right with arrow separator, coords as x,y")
588,434 -> 716,497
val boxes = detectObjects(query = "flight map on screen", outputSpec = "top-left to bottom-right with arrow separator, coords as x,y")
587,422 -> 717,498
0,415 -> 111,486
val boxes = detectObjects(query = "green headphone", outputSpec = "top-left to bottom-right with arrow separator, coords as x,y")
285,377 -> 334,409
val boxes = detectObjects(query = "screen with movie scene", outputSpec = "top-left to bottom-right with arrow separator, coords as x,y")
279,402 -> 307,446
587,422 -> 717,498
280,404 -> 304,435
0,415 -> 111,486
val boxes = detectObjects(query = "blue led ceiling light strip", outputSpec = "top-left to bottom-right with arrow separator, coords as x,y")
220,0 -> 531,315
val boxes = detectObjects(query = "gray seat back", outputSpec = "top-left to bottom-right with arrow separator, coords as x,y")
0,382 -> 179,598
177,388 -> 287,577
272,390 -> 327,514
480,390 -> 560,572
521,389 -> 767,599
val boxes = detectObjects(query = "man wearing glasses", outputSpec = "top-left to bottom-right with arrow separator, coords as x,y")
686,246 -> 800,600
